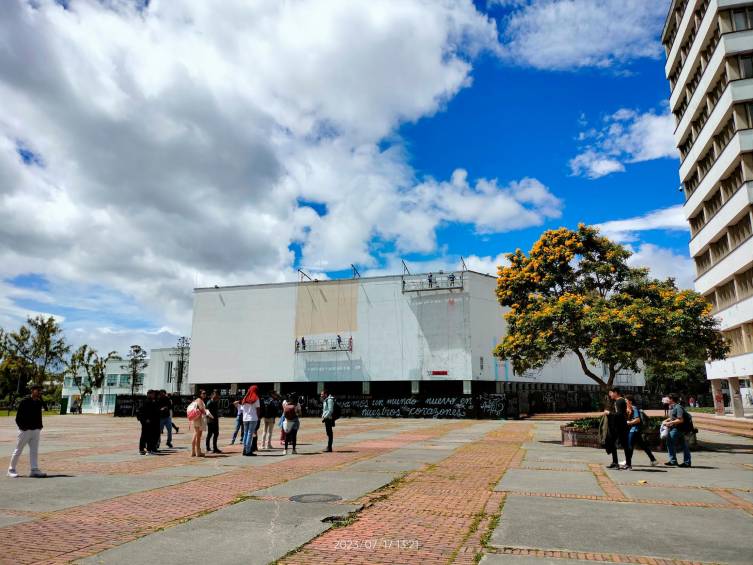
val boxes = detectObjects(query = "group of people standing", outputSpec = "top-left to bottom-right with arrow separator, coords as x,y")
172,387 -> 338,457
603,387 -> 692,470
136,389 -> 180,455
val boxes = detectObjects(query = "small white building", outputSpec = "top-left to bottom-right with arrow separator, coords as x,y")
188,271 -> 643,407
61,347 -> 185,414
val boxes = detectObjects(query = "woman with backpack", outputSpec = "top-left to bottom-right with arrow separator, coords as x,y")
187,389 -> 212,457
282,394 -> 301,455
625,395 -> 657,469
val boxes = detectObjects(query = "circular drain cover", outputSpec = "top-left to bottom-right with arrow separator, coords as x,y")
289,493 -> 342,503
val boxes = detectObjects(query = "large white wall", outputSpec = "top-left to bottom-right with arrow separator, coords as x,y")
188,272 -> 644,387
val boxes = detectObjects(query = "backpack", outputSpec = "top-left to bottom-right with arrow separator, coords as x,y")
638,409 -> 650,430
186,401 -> 202,422
331,398 -> 341,421
681,406 -> 694,433
283,402 -> 297,419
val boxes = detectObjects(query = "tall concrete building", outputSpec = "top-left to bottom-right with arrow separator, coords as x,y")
663,1 -> 753,416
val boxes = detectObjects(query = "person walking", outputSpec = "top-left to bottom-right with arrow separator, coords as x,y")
282,394 -> 301,455
157,390 -> 173,449
625,395 -> 657,468
230,399 -> 243,444
168,392 -> 179,434
205,390 -> 222,454
604,387 -> 631,470
188,389 -> 211,457
7,384 -> 47,478
262,391 -> 281,449
321,389 -> 335,452
241,385 -> 261,456
663,393 -> 692,467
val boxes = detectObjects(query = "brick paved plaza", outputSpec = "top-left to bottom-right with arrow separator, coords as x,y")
0,415 -> 751,565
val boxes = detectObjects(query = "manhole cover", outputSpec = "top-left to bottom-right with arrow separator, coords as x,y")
289,493 -> 342,503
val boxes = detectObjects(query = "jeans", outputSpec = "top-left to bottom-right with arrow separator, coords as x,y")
159,416 -> 172,446
627,429 -> 656,463
206,420 -> 219,451
231,414 -> 243,443
324,419 -> 334,450
667,427 -> 691,464
9,429 -> 41,472
242,420 -> 259,455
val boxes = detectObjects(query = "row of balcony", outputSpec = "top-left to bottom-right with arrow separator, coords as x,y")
669,0 -> 713,91
683,102 -> 753,196
671,7 -> 753,122
678,56 -> 752,162
664,0 -> 692,56
688,154 -> 750,236
709,263 -> 753,313
722,321 -> 753,357
694,205 -> 753,276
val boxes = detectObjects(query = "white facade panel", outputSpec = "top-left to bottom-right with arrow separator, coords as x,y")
695,236 -> 753,293
706,351 -> 753,378
689,182 -> 753,254
715,293 -> 753,329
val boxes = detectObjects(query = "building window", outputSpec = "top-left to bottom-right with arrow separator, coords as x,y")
82,395 -> 91,408
106,374 -> 117,387
732,7 -> 753,31
740,54 -> 753,80
64,377 -> 72,388
165,361 -> 173,383
119,374 -> 130,387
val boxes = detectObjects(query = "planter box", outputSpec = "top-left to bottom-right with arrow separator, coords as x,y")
560,425 -> 663,448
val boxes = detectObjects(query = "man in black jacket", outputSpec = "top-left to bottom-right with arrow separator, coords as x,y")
7,385 -> 47,478
137,390 -> 161,455
205,390 -> 222,453
604,387 -> 632,470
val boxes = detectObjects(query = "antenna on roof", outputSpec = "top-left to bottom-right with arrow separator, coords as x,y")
401,259 -> 411,276
351,264 -> 361,278
460,256 -> 468,271
298,269 -> 313,282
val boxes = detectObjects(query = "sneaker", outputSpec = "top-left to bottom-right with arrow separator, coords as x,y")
325,447 -> 333,453
175,426 -> 180,434
620,465 -> 632,471
664,461 -> 678,466
679,462 -> 692,468
213,449 -> 223,454
619,460 -> 626,466
30,470 -> 47,478
650,460 -> 658,467
166,443 -> 173,448
6,470 -> 18,478
140,450 -> 146,455
292,449 -> 298,454
606,462 -> 619,469
283,448 -> 288,455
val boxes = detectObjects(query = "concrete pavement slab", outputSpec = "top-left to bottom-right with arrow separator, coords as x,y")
481,556 -> 610,565
490,494 -> 753,564
495,469 -> 603,496
619,485 -> 728,503
0,473 -> 187,511
251,469 -> 398,501
607,466 -> 753,489
0,511 -> 33,528
78,498 -> 360,565
520,460 -> 590,471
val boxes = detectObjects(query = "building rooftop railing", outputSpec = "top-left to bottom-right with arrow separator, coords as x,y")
401,272 -> 463,292
295,337 -> 353,353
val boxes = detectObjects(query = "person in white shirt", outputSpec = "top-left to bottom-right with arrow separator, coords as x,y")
241,385 -> 261,456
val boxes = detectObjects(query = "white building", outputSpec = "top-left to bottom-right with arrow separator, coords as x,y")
188,271 -> 643,409
61,347 -> 185,414
663,0 -> 753,416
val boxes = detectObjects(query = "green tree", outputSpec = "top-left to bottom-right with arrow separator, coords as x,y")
122,345 -> 148,415
3,316 -> 69,392
494,225 -> 728,398
67,344 -> 94,408
171,336 -> 190,394
89,350 -> 118,413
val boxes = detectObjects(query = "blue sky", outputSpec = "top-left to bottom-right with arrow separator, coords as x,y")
0,0 -> 689,354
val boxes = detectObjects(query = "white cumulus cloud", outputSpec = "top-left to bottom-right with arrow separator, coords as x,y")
596,205 -> 688,242
0,0 -> 564,352
498,0 -> 669,70
570,108 -> 678,179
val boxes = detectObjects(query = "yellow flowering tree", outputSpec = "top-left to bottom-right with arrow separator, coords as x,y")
495,225 -> 727,393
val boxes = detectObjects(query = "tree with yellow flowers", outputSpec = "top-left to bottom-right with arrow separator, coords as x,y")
495,225 -> 727,395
